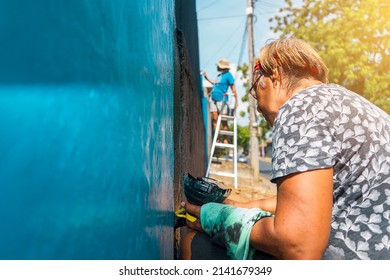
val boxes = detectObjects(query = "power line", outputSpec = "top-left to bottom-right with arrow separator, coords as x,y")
197,0 -> 221,12
226,27 -> 248,74
255,10 -> 279,16
258,0 -> 278,9
254,0 -> 281,15
201,18 -> 246,70
198,1 -> 279,72
198,14 -> 245,21
234,20 -> 248,80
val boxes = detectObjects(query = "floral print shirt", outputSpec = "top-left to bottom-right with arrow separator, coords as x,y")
271,84 -> 390,259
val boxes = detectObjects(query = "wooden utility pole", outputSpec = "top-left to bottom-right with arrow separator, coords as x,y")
246,0 -> 259,181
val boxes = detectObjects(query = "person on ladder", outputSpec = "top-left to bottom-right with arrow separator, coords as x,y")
202,58 -> 238,143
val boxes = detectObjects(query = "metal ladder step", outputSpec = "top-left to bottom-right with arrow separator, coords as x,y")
219,130 -> 234,136
220,115 -> 235,121
215,143 -> 235,149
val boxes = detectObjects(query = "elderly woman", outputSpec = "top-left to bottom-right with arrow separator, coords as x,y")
181,38 -> 390,260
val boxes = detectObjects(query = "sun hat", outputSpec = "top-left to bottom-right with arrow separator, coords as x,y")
217,58 -> 230,70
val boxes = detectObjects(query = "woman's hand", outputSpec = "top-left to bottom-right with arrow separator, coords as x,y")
181,201 -> 203,232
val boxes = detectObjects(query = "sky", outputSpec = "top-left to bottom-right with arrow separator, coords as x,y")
195,0 -> 296,125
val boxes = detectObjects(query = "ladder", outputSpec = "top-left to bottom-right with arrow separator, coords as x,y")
206,113 -> 238,189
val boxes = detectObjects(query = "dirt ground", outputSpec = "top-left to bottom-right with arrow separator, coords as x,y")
207,160 -> 277,202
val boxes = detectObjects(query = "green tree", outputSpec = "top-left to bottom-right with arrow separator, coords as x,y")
270,0 -> 390,113
237,124 -> 250,153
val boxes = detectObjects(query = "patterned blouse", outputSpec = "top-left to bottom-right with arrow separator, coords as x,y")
271,84 -> 390,259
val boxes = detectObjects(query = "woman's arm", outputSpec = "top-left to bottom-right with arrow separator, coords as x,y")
249,168 -> 333,259
230,84 -> 238,108
201,71 -> 214,85
223,196 -> 277,213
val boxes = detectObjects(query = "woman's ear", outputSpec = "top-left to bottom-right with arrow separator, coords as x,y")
271,67 -> 281,88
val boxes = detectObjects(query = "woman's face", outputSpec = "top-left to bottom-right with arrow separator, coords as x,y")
250,73 -> 277,126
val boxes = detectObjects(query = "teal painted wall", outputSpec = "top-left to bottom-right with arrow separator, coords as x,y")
0,0 -> 174,259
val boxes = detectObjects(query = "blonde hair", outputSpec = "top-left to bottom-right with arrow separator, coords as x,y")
258,38 -> 329,92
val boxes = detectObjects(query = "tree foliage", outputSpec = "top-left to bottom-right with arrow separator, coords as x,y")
270,0 -> 390,113
236,124 -> 250,152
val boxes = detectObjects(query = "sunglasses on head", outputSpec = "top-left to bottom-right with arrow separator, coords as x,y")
248,60 -> 269,99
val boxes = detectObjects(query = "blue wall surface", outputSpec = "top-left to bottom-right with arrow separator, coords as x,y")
0,0 -> 175,259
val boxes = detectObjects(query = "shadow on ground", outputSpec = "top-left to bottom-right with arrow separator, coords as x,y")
208,161 -> 277,202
